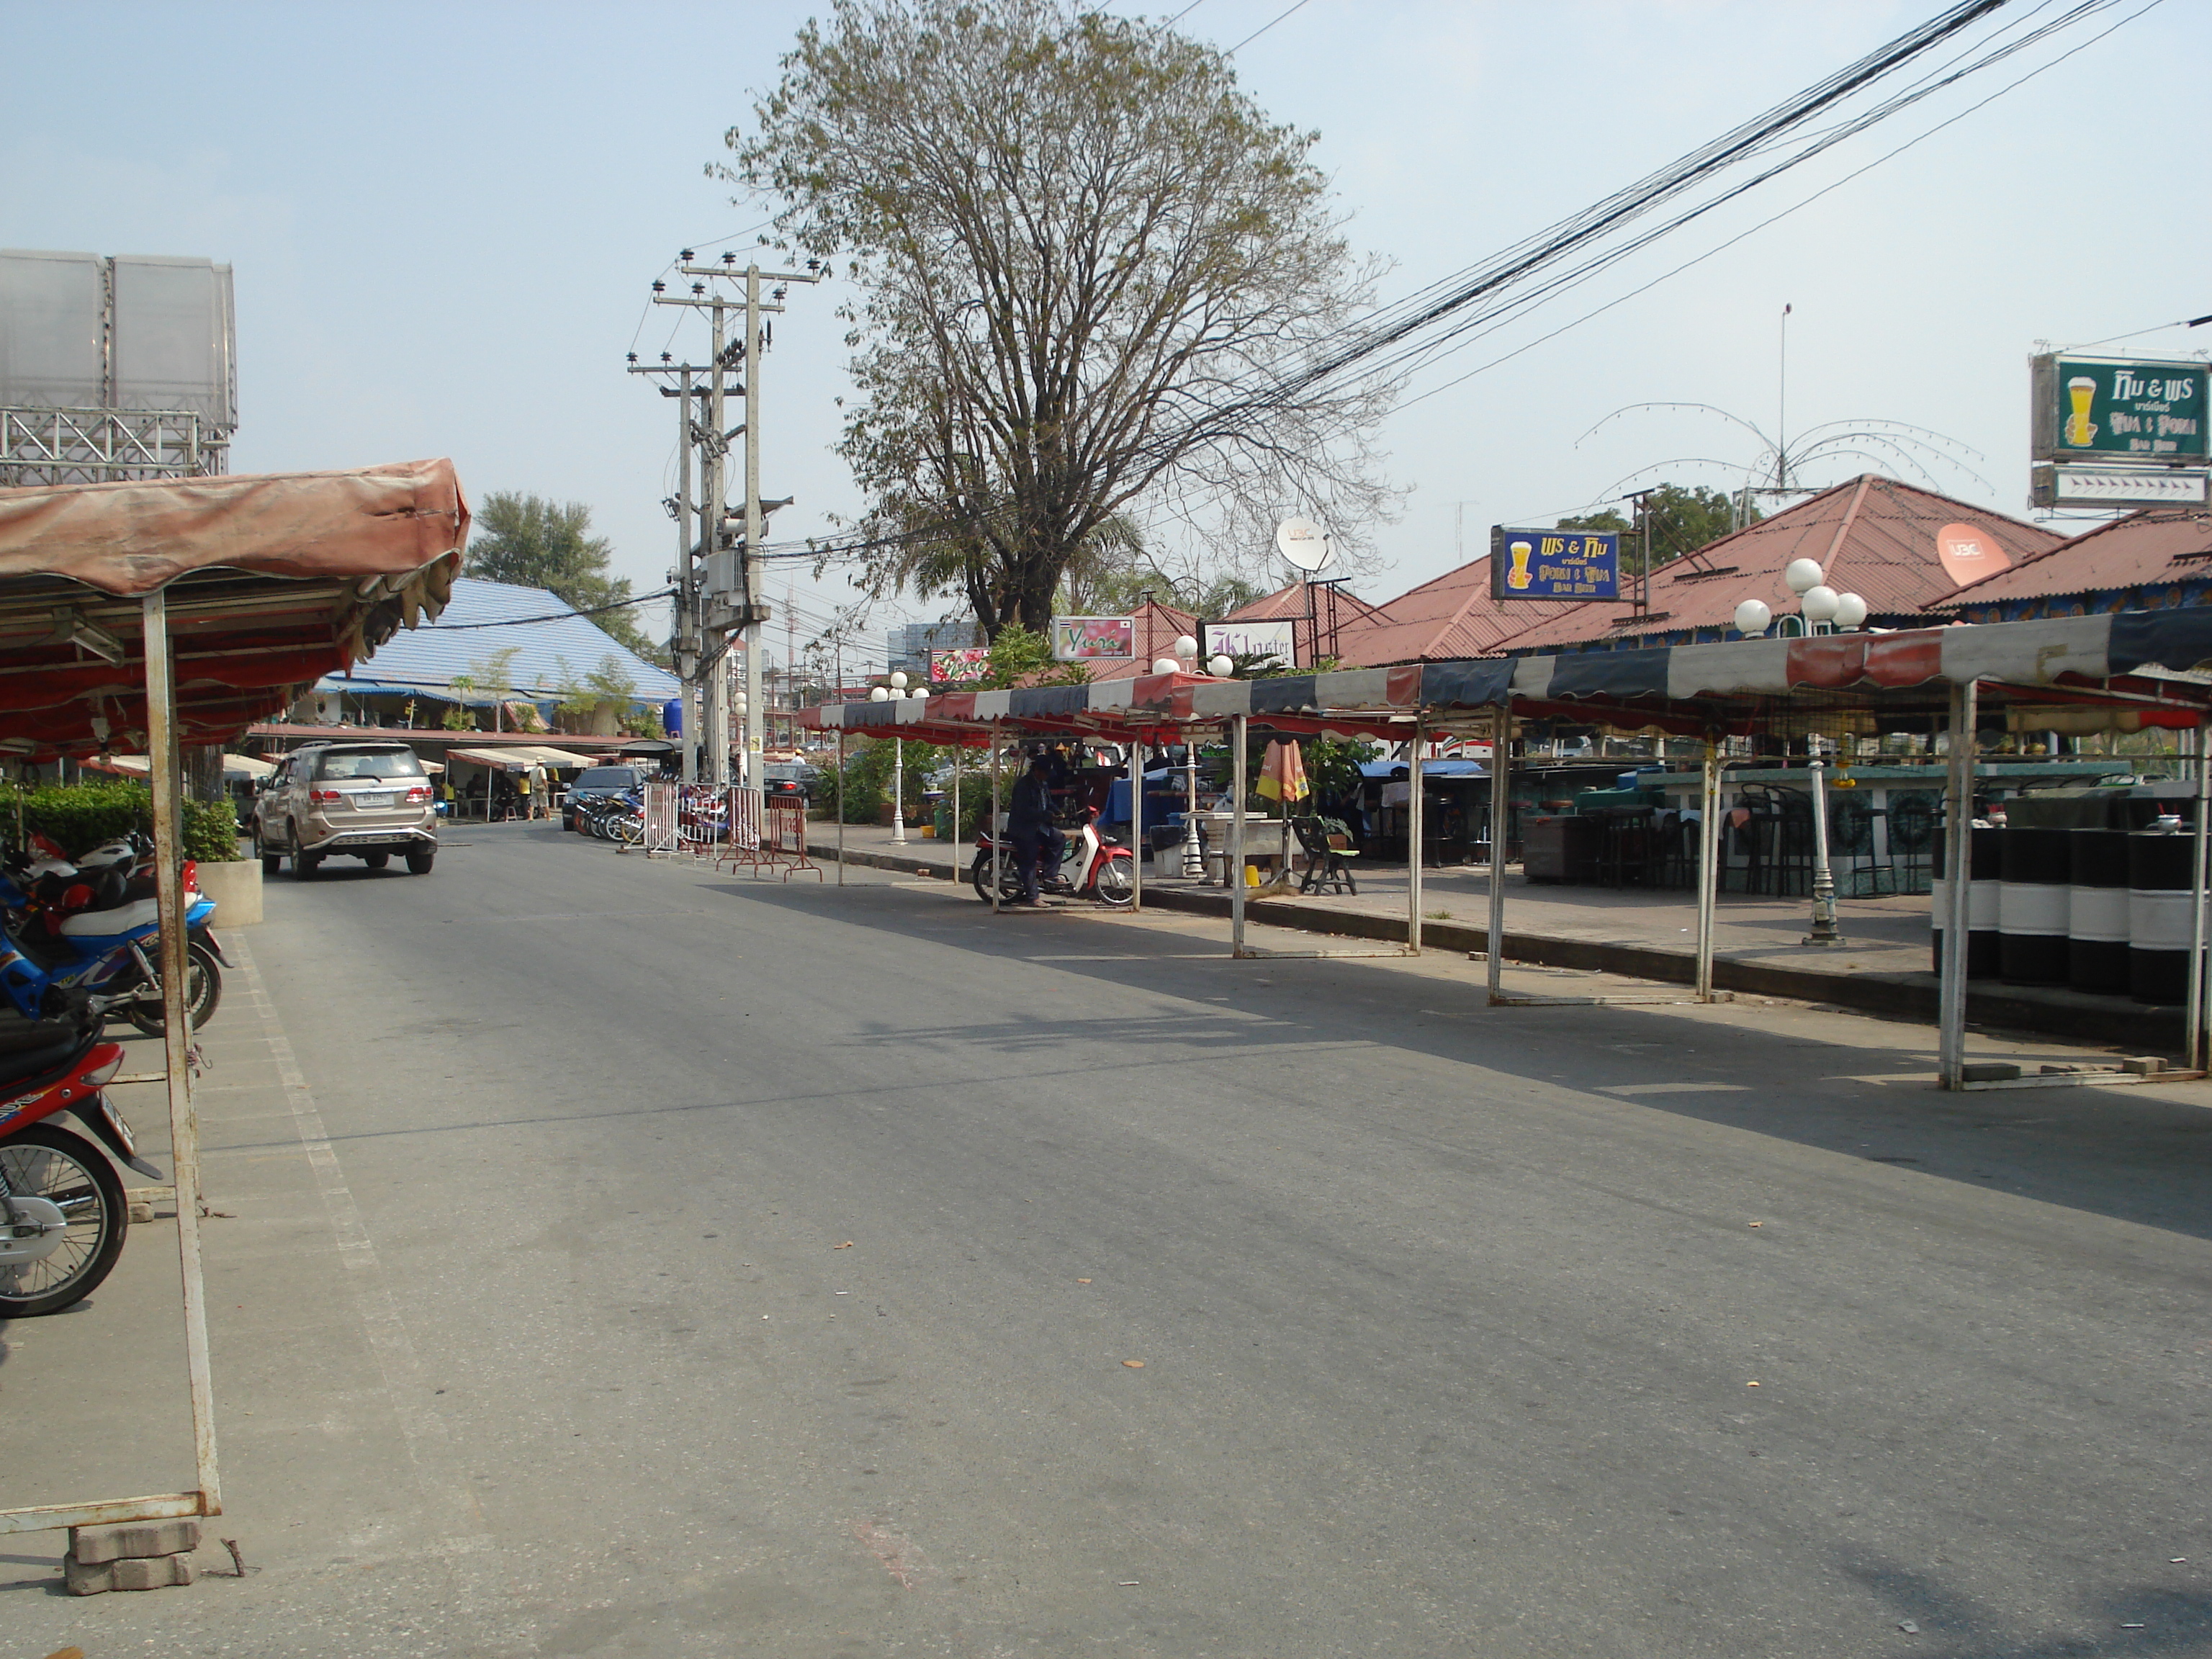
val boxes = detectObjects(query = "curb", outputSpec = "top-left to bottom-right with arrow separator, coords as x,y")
814,843 -> 2184,1051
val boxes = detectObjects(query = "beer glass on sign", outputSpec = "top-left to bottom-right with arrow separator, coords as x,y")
2066,377 -> 2097,446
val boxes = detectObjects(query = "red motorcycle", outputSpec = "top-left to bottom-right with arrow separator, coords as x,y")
1,1022 -> 159,1316
972,806 -> 1135,907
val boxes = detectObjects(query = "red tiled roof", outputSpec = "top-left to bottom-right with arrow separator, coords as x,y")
1933,509 -> 2212,608
1331,559 -> 1586,666
1220,580 -> 1385,664
1489,475 -> 2063,654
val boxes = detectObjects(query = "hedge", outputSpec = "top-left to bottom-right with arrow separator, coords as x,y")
2,781 -> 240,864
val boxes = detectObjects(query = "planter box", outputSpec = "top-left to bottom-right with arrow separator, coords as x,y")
194,858 -> 262,927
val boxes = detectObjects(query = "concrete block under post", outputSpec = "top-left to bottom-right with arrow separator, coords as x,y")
64,1551 -> 197,1594
68,1518 -> 201,1564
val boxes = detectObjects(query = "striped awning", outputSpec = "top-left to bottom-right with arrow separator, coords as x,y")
796,611 -> 2212,740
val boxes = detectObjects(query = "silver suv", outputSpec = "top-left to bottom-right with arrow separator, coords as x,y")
255,742 -> 438,878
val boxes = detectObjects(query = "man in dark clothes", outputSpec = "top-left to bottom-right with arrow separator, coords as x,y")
1006,750 -> 1065,905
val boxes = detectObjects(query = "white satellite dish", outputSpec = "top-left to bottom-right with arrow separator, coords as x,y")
1276,517 -> 1334,573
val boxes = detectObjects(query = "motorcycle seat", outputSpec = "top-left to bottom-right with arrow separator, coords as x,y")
0,1032 -> 91,1093
58,895 -> 158,938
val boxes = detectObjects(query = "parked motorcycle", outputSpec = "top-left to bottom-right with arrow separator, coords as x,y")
0,1014 -> 163,1316
971,806 -> 1135,907
0,844 -> 225,1035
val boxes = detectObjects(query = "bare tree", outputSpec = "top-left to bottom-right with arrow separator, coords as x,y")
726,0 -> 1398,639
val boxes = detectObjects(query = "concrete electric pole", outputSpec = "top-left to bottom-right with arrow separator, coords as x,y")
649,252 -> 821,788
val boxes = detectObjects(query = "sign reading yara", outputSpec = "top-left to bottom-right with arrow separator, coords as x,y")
1489,526 -> 1620,601
2033,354 -> 2209,464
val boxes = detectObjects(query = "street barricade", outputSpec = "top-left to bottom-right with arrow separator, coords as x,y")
763,799 -> 822,881
642,783 -> 680,854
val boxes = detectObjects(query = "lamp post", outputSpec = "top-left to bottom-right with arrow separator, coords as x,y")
889,670 -> 908,843
1803,734 -> 1844,945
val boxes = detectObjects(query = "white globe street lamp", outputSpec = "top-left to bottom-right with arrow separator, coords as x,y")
1801,585 -> 1841,624
889,670 -> 909,690
1151,657 -> 1181,675
1172,634 -> 1200,661
1208,654 -> 1234,678
1733,599 -> 1772,638
1833,592 -> 1869,631
1784,558 -> 1824,596
868,685 -> 889,702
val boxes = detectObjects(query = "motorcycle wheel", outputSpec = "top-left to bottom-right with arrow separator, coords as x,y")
120,942 -> 221,1037
1094,855 -> 1136,907
971,852 -> 1022,904
613,814 -> 644,845
0,1122 -> 127,1317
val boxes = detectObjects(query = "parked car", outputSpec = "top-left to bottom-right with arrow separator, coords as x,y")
762,761 -> 822,804
563,765 -> 644,832
253,742 -> 437,877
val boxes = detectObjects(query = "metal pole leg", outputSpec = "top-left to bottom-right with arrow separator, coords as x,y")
1408,719 -> 1425,954
991,720 -> 1002,915
142,591 -> 221,1514
1231,715 -> 1247,956
1938,681 -> 1977,1088
1488,703 -> 1509,1001
1696,734 -> 1721,1002
2190,716 -> 2209,1069
1129,738 -> 1144,912
835,729 -> 845,886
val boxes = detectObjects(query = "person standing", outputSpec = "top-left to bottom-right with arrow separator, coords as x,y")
516,765 -> 534,820
1006,750 -> 1065,906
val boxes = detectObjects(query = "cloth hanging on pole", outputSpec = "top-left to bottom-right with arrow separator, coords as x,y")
1256,739 -> 1309,804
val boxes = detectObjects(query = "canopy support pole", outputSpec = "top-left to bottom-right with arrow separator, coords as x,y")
1129,737 -> 1143,913
950,743 -> 961,873
1487,703 -> 1509,1002
835,729 -> 845,886
1696,734 -> 1721,1002
990,720 -> 1002,915
1231,715 -> 1248,956
1938,680 -> 1978,1089
1408,719 -> 1425,955
2190,716 -> 2210,1070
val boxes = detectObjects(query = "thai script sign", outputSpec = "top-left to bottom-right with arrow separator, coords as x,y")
1488,526 -> 1620,601
2033,354 -> 2208,464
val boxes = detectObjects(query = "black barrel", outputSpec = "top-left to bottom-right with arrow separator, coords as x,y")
2127,830 -> 2198,1005
2067,828 -> 2131,993
1931,824 -> 2004,978
1998,828 -> 2072,984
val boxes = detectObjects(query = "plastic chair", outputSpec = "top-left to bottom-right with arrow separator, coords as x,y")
1292,816 -> 1359,895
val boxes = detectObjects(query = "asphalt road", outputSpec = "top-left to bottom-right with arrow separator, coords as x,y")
10,819 -> 2211,1656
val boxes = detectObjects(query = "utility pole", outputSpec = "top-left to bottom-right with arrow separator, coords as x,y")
627,349 -> 715,781
663,252 -> 822,788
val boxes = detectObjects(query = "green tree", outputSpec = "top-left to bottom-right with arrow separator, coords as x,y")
1559,484 -> 1760,575
728,0 -> 1397,640
465,492 -> 665,665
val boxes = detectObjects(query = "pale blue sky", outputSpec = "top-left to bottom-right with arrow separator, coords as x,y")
4,1 -> 2204,662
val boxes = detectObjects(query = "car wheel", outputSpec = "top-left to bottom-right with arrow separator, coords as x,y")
292,848 -> 323,879
257,832 -> 282,875
362,852 -> 390,870
405,849 -> 435,875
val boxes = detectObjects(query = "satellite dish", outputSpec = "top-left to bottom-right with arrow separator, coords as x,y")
1276,518 -> 1334,573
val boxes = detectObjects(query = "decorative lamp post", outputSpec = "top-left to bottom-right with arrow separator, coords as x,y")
1150,657 -> 1180,675
1208,654 -> 1233,678
1173,634 -> 1199,663
889,673 -> 909,842
1833,593 -> 1869,631
1803,732 -> 1844,946
1733,599 -> 1772,637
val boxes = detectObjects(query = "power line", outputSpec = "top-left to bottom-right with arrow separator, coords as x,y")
1224,0 -> 1310,54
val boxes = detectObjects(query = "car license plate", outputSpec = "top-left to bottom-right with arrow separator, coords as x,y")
356,792 -> 392,809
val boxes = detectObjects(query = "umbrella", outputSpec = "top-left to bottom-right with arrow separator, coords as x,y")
1256,739 -> 1310,805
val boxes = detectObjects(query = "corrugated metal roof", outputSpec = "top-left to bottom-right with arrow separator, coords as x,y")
1491,476 -> 2064,653
318,576 -> 678,703
1934,509 -> 2212,608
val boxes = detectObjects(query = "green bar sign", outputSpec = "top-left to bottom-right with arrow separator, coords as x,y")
2034,354 -> 2208,462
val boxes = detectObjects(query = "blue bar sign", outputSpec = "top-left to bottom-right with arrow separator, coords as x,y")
1490,526 -> 1620,601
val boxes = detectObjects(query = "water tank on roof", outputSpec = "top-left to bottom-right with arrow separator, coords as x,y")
662,697 -> 683,737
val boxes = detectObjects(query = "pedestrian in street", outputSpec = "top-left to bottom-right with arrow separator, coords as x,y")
516,765 -> 534,820
1006,750 -> 1064,907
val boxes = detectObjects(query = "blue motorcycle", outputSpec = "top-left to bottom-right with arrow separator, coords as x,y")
0,850 -> 225,1036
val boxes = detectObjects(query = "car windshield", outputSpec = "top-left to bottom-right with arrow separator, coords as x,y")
574,768 -> 639,791
314,750 -> 423,781
764,764 -> 814,782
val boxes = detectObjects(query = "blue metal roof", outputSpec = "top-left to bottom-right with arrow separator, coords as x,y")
321,577 -> 678,705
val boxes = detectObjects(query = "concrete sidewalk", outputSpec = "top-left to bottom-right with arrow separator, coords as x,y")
801,820 -> 2188,1052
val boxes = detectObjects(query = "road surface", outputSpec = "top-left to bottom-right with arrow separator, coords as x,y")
7,820 -> 2209,1656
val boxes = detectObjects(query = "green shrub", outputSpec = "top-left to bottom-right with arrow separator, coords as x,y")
1,781 -> 239,864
